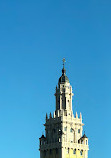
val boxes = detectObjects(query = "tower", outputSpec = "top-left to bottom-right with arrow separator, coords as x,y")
39,59 -> 89,158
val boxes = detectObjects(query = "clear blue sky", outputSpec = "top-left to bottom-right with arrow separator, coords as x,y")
0,0 -> 111,158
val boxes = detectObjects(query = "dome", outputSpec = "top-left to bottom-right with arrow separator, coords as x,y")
59,75 -> 69,83
58,67 -> 69,84
82,133 -> 88,138
41,134 -> 45,138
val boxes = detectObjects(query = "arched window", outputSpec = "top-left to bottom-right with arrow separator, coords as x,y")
56,148 -> 58,154
44,150 -> 46,156
73,149 -> 76,154
53,129 -> 55,133
70,128 -> 73,132
80,150 -> 83,155
64,127 -> 67,131
68,148 -> 69,154
66,148 -> 69,154
78,129 -> 80,133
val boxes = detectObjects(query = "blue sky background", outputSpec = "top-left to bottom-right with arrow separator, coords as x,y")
0,0 -> 111,158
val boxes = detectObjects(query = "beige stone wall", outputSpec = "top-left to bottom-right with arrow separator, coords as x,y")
39,77 -> 89,158
40,147 -> 88,158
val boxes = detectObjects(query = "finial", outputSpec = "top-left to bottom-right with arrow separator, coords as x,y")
80,112 -> 82,119
46,113 -> 48,120
62,58 -> 66,68
76,112 -> 78,118
50,112 -> 52,118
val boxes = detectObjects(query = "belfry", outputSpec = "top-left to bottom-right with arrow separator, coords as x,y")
39,59 -> 89,158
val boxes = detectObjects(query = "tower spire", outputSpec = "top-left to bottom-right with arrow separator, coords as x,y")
39,60 -> 89,158
62,58 -> 66,76
63,58 -> 66,68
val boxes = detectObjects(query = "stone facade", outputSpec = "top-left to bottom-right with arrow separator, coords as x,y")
39,63 -> 89,158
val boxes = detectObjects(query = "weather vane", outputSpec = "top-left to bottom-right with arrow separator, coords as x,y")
63,58 -> 66,68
